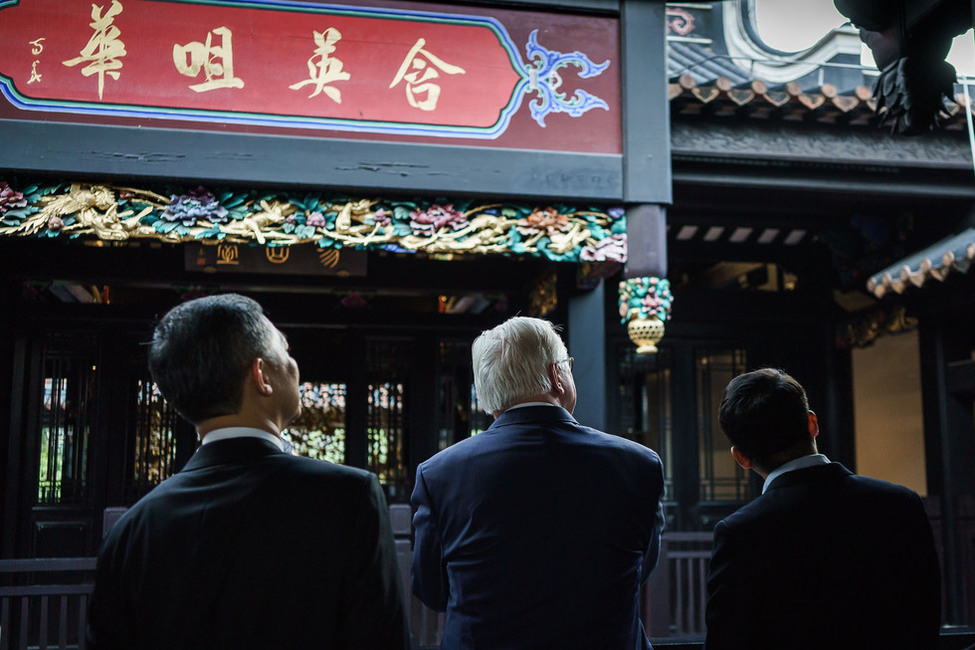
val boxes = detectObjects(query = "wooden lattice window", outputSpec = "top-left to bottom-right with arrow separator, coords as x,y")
617,343 -> 674,501
366,339 -> 409,498
696,348 -> 751,502
35,333 -> 96,506
283,382 -> 347,465
436,341 -> 490,448
127,380 -> 180,501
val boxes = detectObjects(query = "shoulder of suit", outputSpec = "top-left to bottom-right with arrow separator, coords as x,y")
582,426 -> 663,464
418,427 -> 497,466
420,425 -> 661,467
716,469 -> 924,532
282,453 -> 374,480
845,472 -> 926,502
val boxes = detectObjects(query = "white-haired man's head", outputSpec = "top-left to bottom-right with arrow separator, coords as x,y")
472,316 -> 576,416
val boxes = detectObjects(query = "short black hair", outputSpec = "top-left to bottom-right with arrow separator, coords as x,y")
718,368 -> 810,464
148,294 -> 277,424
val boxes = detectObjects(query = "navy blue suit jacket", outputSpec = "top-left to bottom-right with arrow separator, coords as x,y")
412,405 -> 665,649
705,462 -> 941,650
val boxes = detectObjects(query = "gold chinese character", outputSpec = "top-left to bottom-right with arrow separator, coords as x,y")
29,60 -> 41,84
389,38 -> 465,111
173,26 -> 244,93
216,243 -> 239,265
62,1 -> 126,100
289,27 -> 351,102
266,247 -> 290,264
319,249 -> 339,268
30,38 -> 45,56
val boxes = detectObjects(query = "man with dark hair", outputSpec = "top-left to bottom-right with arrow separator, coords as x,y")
704,368 -> 941,650
87,294 -> 409,650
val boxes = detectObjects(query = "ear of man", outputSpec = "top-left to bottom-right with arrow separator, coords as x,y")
731,446 -> 752,470
251,357 -> 275,397
548,361 -> 565,397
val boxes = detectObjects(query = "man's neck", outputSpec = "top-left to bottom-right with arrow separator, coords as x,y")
758,442 -> 819,475
761,453 -> 830,493
493,395 -> 560,418
197,414 -> 281,439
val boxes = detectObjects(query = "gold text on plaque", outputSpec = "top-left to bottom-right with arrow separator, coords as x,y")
173,26 -> 244,93
289,27 -> 351,102
62,0 -> 126,100
266,246 -> 291,264
389,38 -> 465,111
318,249 -> 340,268
216,243 -> 239,265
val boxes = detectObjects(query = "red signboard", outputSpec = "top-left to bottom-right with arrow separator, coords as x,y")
0,0 -> 621,153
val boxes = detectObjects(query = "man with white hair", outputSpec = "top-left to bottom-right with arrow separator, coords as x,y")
411,316 -> 665,649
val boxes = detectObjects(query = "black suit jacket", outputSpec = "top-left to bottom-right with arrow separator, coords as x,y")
412,405 -> 665,649
705,462 -> 941,650
87,437 -> 409,650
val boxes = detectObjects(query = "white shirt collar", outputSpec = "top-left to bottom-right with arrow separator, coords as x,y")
762,453 -> 830,494
201,427 -> 286,452
505,401 -> 557,411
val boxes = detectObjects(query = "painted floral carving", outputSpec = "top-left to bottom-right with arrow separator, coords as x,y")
410,204 -> 468,236
581,233 -> 626,262
163,186 -> 229,227
0,178 -> 627,263
517,207 -> 571,237
0,182 -> 27,214
618,277 -> 674,322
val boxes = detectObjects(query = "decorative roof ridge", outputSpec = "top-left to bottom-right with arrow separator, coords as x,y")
670,75 -> 975,128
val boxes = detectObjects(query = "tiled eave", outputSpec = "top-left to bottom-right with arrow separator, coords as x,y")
867,228 -> 975,298
669,75 -> 975,130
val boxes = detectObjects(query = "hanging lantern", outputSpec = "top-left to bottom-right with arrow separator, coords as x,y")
619,277 -> 673,354
626,313 -> 666,354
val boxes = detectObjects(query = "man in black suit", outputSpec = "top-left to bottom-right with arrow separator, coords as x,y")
704,368 -> 941,650
411,316 -> 665,649
87,294 -> 409,650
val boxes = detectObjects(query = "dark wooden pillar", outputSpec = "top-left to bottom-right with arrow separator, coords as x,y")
620,0 -> 671,282
621,0 -> 671,205
0,280 -> 21,557
669,341 -> 699,531
409,333 -> 438,481
625,204 -> 668,280
920,317 -> 975,624
345,334 -> 368,470
820,330 -> 856,470
568,280 -> 608,432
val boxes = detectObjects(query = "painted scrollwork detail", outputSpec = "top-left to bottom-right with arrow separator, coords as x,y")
523,29 -> 610,127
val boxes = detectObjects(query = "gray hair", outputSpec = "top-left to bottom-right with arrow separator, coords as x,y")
472,316 -> 568,413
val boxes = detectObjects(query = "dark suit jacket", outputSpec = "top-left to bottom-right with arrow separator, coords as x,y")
411,405 -> 665,650
705,462 -> 941,650
87,437 -> 409,650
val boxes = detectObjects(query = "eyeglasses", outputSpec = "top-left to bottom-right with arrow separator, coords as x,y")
556,357 -> 574,370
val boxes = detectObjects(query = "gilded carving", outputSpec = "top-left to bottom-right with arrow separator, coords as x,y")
0,180 -> 626,263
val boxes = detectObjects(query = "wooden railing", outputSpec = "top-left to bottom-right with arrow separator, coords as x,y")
0,529 -> 712,649
396,525 -> 716,647
389,504 -> 446,647
644,532 -> 713,640
0,557 -> 96,650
